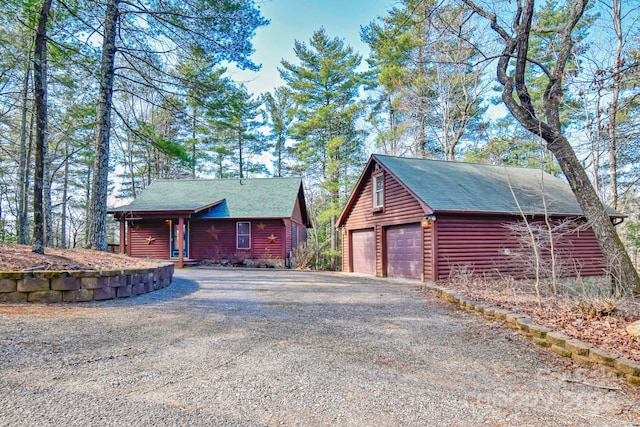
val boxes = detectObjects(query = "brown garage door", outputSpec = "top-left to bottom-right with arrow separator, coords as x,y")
386,224 -> 422,279
351,229 -> 375,275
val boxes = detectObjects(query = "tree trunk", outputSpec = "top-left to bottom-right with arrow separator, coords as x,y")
277,135 -> 283,177
32,0 -> 52,255
88,0 -> 119,251
238,129 -> 244,178
43,143 -> 52,247
17,57 -> 31,244
191,106 -> 197,179
61,140 -> 69,249
607,0 -> 623,210
464,0 -> 640,293
592,85 -> 603,197
416,43 -> 427,157
84,163 -> 91,245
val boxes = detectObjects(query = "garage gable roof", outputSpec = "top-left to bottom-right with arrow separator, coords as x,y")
339,155 -> 620,221
109,177 -> 310,223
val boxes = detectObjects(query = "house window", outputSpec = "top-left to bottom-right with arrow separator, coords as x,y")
373,173 -> 384,209
237,222 -> 251,249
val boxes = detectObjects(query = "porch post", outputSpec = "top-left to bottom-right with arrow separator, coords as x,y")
119,217 -> 126,254
177,216 -> 184,268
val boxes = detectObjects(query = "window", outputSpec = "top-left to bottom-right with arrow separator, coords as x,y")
373,173 -> 384,209
237,222 -> 251,249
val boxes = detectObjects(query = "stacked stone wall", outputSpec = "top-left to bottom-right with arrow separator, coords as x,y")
0,263 -> 174,303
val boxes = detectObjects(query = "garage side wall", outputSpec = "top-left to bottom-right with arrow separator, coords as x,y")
436,214 -> 608,280
341,168 -> 425,277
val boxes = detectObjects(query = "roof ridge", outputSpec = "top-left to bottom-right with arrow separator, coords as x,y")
373,154 -> 555,174
152,176 -> 302,183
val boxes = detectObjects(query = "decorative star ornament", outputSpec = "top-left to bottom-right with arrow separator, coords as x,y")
206,225 -> 220,240
145,236 -> 156,245
267,234 -> 278,244
257,223 -> 266,231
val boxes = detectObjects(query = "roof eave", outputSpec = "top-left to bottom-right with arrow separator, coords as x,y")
432,209 -> 625,219
193,199 -> 225,213
297,182 -> 313,228
109,209 -> 197,219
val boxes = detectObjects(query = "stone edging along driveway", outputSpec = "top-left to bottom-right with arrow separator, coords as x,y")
426,282 -> 640,387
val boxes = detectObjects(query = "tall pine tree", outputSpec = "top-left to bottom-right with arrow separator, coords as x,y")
280,28 -> 367,270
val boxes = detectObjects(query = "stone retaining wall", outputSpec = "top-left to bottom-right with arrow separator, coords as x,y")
0,263 -> 174,303
427,284 -> 640,387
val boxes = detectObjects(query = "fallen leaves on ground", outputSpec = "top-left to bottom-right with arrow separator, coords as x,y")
0,244 -> 162,271
442,277 -> 640,362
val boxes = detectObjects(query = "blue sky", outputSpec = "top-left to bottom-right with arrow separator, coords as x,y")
229,0 -> 395,95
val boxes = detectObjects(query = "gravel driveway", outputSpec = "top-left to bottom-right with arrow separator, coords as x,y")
1,268 -> 638,426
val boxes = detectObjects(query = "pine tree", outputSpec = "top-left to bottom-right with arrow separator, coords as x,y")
280,28 -> 367,270
362,0 -> 487,160
262,87 -> 295,177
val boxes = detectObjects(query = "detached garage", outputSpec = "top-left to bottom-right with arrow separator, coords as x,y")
337,155 -> 620,281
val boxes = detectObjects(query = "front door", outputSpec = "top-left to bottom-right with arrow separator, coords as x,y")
170,220 -> 189,258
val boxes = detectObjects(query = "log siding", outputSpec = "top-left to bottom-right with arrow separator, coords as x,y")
127,218 -> 299,265
129,220 -> 170,259
436,214 -> 607,280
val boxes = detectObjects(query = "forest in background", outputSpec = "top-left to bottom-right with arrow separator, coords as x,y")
1,0 -> 639,286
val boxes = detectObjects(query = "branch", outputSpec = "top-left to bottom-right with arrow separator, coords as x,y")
543,0 -> 588,129
461,0 -> 512,43
514,0 -> 537,120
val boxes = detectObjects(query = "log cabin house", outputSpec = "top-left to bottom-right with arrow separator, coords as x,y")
108,178 -> 311,268
337,154 -> 621,281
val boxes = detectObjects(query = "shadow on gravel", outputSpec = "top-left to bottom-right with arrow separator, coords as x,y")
93,276 -> 201,307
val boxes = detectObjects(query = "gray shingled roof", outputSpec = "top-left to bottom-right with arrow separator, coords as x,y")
109,177 -> 304,219
374,155 -> 619,216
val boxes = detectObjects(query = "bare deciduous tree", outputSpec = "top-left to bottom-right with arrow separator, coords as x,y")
462,0 -> 640,293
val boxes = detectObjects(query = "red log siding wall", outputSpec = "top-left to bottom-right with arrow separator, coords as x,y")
541,222 -> 607,277
341,229 -> 351,272
190,220 -> 235,260
252,220 -> 285,261
436,215 -> 520,279
128,219 -> 288,262
341,169 -> 425,277
288,198 -> 307,255
284,219 -> 292,255
291,197 -> 304,223
190,219 -> 286,262
435,215 -> 607,280
129,219 -> 171,259
283,218 -> 306,256
423,224 -> 435,281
